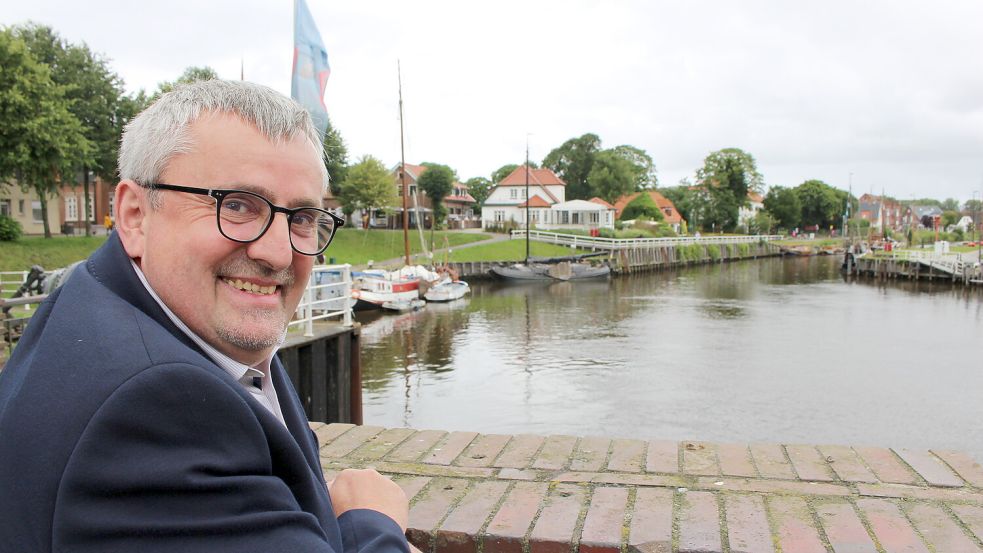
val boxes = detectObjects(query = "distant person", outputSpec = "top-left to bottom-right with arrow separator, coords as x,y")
103,213 -> 114,232
0,80 -> 409,553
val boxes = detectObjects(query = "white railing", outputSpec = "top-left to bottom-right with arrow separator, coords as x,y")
862,250 -> 966,276
1,270 -> 32,296
288,264 -> 354,337
509,230 -> 784,251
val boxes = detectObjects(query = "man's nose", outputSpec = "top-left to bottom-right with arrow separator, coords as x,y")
246,213 -> 294,270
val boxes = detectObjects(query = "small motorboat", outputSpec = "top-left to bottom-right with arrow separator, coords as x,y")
424,279 -> 470,302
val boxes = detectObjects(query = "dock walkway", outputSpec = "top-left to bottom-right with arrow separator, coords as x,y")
313,423 -> 983,553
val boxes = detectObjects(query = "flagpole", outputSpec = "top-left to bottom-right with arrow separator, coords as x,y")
399,61 -> 410,266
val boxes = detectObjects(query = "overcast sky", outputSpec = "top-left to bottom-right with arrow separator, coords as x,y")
4,0 -> 982,202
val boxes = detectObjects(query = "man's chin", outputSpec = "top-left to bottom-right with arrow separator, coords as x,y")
215,314 -> 289,355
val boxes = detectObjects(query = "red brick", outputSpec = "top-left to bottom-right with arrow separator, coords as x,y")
457,434 -> 511,468
817,445 -> 878,483
529,483 -> 587,553
645,440 -> 678,474
388,430 -> 448,462
717,443 -> 757,478
853,446 -> 918,485
815,501 -> 878,552
532,435 -> 578,470
951,504 -> 983,543
314,422 -> 355,447
856,498 -> 930,553
494,434 -> 546,469
571,437 -> 610,472
580,487 -> 629,553
785,444 -> 834,482
435,480 -> 510,553
320,425 -> 384,458
723,494 -> 774,553
424,431 -> 479,466
395,475 -> 432,502
750,443 -> 796,480
905,503 -> 982,552
352,427 -> 417,460
767,496 -> 827,553
607,439 -> 646,473
932,449 -> 983,488
628,488 -> 673,553
484,481 -> 549,553
677,491 -> 721,553
682,442 -> 719,476
497,468 -> 540,481
894,449 -> 964,488
695,476 -> 849,497
855,482 -> 983,503
407,478 -> 470,552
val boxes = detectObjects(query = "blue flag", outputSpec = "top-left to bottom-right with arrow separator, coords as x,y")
291,0 -> 330,137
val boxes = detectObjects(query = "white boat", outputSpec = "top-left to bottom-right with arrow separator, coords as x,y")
351,270 -> 421,311
381,298 -> 426,312
424,279 -> 470,302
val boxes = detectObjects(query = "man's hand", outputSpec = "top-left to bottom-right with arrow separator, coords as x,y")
328,469 -> 409,531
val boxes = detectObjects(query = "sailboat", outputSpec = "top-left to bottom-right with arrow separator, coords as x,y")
489,141 -> 611,282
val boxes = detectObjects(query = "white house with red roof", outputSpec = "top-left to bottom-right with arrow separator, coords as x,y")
481,166 -> 615,230
738,191 -> 765,229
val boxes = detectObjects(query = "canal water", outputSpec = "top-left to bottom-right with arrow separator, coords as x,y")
358,256 -> 983,461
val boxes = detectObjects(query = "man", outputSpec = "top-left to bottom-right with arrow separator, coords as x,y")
0,80 -> 409,553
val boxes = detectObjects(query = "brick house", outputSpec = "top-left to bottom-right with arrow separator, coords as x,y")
612,190 -> 685,233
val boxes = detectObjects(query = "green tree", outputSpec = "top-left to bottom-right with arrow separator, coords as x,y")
660,184 -> 697,228
794,179 -> 840,228
619,193 -> 664,222
0,29 -> 90,238
751,210 -> 776,234
963,199 -> 983,214
151,66 -> 219,100
611,144 -> 657,189
542,133 -> 602,200
941,210 -> 960,228
337,155 -> 396,222
13,23 -> 128,235
941,198 -> 960,212
464,176 -> 493,213
696,148 -> 764,193
763,186 -> 802,230
322,119 -> 349,196
491,164 -> 518,184
587,150 -> 636,203
418,162 -> 456,228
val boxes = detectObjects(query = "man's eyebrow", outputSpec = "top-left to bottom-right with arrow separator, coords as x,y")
228,183 -> 322,209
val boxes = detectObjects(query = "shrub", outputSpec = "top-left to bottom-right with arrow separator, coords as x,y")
0,215 -> 23,241
598,228 -> 617,238
737,243 -> 751,257
620,193 -> 664,222
707,244 -> 721,261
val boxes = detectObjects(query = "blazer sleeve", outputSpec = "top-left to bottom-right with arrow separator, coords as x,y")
51,363 -> 408,553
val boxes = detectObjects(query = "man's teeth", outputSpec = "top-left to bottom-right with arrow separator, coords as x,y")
225,278 -> 277,295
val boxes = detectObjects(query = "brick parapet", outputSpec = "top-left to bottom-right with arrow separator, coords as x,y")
311,423 -> 983,552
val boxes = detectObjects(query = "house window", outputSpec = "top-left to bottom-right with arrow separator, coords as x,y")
510,189 -> 518,199
561,212 -> 569,224
572,212 -> 581,225
522,189 -> 527,199
589,212 -> 599,224
664,208 -> 672,216
0,199 -> 10,216
18,199 -> 25,214
66,196 -> 78,222
494,210 -> 504,222
32,200 -> 43,223
109,196 -> 115,220
410,185 -> 417,195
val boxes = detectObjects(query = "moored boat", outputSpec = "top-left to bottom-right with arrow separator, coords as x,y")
424,279 -> 470,302
491,260 -> 610,281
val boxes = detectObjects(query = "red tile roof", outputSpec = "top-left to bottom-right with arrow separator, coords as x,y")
748,191 -> 764,203
612,190 -> 684,224
518,195 -> 551,208
498,165 -> 565,186
589,197 -> 615,209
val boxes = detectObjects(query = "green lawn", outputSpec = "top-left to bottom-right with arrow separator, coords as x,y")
447,239 -> 591,262
0,235 -> 108,272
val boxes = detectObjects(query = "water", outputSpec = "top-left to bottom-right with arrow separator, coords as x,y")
358,256 -> 983,460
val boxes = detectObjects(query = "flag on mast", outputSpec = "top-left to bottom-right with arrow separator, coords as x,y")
291,0 -> 330,137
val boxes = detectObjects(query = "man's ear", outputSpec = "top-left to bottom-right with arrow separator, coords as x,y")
115,180 -> 149,261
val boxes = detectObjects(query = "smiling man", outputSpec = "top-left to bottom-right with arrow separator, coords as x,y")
0,80 -> 409,553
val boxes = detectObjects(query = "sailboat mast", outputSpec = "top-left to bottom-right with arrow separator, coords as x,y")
525,138 -> 530,262
398,61 -> 410,265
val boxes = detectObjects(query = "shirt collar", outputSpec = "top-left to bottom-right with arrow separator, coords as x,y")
129,259 -> 275,380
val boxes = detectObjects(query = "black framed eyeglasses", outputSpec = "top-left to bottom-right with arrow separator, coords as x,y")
149,183 -> 344,256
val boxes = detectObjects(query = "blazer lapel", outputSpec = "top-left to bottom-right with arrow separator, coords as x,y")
271,357 -> 324,479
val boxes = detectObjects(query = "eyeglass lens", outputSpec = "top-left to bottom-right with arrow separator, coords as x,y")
217,192 -> 336,254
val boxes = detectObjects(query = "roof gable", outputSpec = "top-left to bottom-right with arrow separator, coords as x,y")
499,165 -> 566,186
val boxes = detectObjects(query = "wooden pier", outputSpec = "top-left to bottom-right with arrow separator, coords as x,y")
314,423 -> 983,553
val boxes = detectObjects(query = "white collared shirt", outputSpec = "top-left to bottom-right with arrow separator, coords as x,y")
130,260 -> 286,427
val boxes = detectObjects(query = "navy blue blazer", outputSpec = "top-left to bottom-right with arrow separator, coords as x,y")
0,235 -> 408,553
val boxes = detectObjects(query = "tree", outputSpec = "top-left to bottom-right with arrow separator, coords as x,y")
611,145 -> 657,189
763,186 -> 802,230
660,184 -> 697,229
941,210 -> 960,229
464,177 -> 493,213
151,66 -> 219,100
12,23 -> 128,235
751,210 -> 776,235
491,164 -> 519,184
542,133 -> 602,200
794,179 -> 840,228
337,155 -> 396,223
941,198 -> 960,212
619,193 -> 664,222
963,199 -> 983,214
0,30 -> 90,238
322,119 -> 349,196
696,148 -> 764,193
692,148 -> 763,232
417,162 -> 456,228
587,150 -> 636,203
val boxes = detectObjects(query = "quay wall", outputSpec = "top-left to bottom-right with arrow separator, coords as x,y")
450,241 -> 783,279
854,256 -> 981,285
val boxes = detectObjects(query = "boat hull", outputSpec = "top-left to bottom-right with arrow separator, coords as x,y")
490,262 -> 610,281
424,281 -> 470,302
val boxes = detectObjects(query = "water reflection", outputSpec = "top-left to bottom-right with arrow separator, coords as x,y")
358,257 -> 983,460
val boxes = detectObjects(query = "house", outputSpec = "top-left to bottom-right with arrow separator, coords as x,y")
612,190 -> 685,233
0,185 -> 59,236
738,191 -> 765,229
481,166 -> 616,231
906,205 -> 943,229
858,194 -> 904,230
386,163 -> 478,229
57,174 -> 116,235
